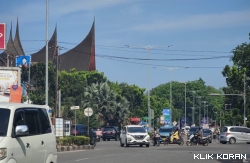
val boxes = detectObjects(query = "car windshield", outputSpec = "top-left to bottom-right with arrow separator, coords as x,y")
127,127 -> 146,133
159,128 -> 173,132
104,128 -> 115,131
203,129 -> 211,133
0,108 -> 10,136
189,128 -> 199,132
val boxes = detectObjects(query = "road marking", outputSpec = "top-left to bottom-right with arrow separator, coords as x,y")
75,158 -> 89,161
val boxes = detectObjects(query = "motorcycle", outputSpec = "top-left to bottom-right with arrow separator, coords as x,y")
163,132 -> 184,146
96,135 -> 101,142
186,133 -> 209,146
152,134 -> 160,146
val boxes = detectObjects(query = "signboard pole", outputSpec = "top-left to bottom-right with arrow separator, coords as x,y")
75,108 -> 76,136
70,106 -> 80,136
88,109 -> 89,137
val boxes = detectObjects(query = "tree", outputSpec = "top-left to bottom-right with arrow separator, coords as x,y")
222,36 -> 250,126
81,82 -> 129,127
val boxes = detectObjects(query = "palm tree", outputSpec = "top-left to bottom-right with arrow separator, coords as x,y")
81,82 -> 118,126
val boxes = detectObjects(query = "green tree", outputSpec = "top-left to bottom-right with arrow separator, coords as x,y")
222,36 -> 250,127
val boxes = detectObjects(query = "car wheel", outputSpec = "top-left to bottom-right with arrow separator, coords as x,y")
115,135 -> 118,141
107,139 -> 110,141
246,142 -> 250,144
125,139 -> 129,147
229,138 -> 236,144
146,144 -> 149,147
140,144 -> 143,147
120,140 -> 124,147
103,138 -> 106,141
209,140 -> 212,143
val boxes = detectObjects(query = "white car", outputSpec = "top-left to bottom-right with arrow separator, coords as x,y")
120,125 -> 150,147
0,102 -> 57,163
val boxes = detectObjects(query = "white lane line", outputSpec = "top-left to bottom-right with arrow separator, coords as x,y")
75,158 -> 89,161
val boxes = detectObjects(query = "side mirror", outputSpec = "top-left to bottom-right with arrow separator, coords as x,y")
15,125 -> 29,137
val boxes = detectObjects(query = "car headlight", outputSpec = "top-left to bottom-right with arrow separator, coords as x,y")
0,148 -> 7,160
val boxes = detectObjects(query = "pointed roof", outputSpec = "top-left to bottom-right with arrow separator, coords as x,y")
13,18 -> 25,56
31,26 -> 57,63
59,20 -> 96,71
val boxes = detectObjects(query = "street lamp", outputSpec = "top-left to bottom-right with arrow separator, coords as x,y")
45,0 -> 49,106
202,101 -> 207,126
180,81 -> 188,127
190,91 -> 196,125
197,96 -> 202,126
126,45 -> 158,129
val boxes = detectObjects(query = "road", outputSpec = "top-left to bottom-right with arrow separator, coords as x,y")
58,139 -> 250,163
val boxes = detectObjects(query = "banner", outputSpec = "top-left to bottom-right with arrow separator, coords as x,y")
200,117 -> 210,125
162,108 -> 171,125
16,56 -> 31,68
9,85 -> 22,103
0,23 -> 6,50
0,67 -> 21,102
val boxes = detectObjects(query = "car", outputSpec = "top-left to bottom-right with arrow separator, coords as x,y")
188,127 -> 200,135
102,126 -> 119,141
159,126 -> 175,143
0,103 -> 57,163
71,124 -> 88,136
120,125 -> 150,147
219,126 -> 250,144
202,129 -> 212,143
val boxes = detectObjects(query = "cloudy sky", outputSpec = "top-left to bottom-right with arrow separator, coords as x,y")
1,0 -> 250,91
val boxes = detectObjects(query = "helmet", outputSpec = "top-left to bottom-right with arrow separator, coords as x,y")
199,126 -> 203,130
154,127 -> 157,130
97,129 -> 100,131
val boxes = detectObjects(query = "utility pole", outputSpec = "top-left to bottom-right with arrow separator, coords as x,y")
243,72 -> 246,127
197,96 -> 202,126
45,0 -> 49,106
54,46 -> 59,117
191,91 -> 196,125
202,101 -> 207,126
184,82 -> 187,127
125,45 -> 167,130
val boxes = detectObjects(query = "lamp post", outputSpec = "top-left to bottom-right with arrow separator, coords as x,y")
45,0 -> 49,106
191,91 -> 196,125
180,81 -> 187,127
197,96 -> 202,126
125,45 -> 159,129
202,101 -> 207,126
206,104 -> 209,125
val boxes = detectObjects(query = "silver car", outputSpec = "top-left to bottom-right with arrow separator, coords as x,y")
219,126 -> 250,144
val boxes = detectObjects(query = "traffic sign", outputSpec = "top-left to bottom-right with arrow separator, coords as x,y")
70,106 -> 79,110
84,107 -> 93,116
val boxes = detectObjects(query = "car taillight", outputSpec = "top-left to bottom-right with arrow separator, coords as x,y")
226,133 -> 230,136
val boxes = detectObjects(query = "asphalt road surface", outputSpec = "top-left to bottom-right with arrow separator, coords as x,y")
58,139 -> 250,163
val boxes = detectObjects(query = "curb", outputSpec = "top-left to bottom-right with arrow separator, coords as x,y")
57,145 -> 94,152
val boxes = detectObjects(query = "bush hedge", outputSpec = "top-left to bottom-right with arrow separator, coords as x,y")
57,136 -> 90,146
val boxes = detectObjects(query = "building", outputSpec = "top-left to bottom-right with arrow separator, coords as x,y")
0,18 -> 96,71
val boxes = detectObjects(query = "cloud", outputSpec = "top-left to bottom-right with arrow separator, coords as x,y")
1,0 -> 132,23
122,10 -> 250,32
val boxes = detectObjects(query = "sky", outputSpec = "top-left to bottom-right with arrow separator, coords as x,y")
1,0 -> 250,91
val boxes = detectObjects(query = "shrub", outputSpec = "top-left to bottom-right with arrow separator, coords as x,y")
57,136 -> 91,146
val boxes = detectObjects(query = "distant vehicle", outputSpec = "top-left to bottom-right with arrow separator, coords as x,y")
71,124 -> 87,136
120,125 -> 150,147
219,126 -> 250,144
188,127 -> 200,135
159,126 -> 175,143
102,126 -> 120,141
202,129 -> 212,143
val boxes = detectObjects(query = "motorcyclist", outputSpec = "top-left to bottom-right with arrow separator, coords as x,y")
153,127 -> 160,145
196,127 -> 203,146
170,127 -> 180,143
96,128 -> 102,137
